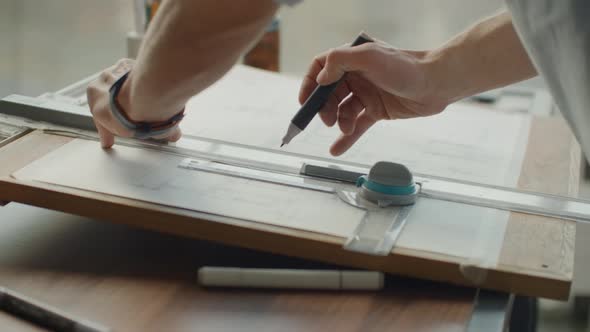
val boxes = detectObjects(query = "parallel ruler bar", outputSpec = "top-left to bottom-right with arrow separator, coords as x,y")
2,96 -> 589,256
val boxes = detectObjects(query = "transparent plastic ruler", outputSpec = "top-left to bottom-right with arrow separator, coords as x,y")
345,206 -> 413,256
174,138 -> 590,256
417,177 -> 590,223
3,92 -> 583,223
1,97 -> 588,256
33,128 -> 590,256
338,188 -> 414,256
178,158 -> 333,193
300,163 -> 590,224
178,151 -> 590,256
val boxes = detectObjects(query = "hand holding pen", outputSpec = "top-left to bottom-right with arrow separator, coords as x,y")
288,32 -> 449,156
281,33 -> 375,147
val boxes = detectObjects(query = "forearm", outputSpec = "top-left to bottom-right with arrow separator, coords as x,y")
122,0 -> 278,121
425,11 -> 536,103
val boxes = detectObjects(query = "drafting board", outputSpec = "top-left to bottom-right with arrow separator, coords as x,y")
0,66 -> 580,300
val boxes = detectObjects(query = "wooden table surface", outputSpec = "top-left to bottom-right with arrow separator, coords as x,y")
0,111 -> 580,332
0,203 -> 474,332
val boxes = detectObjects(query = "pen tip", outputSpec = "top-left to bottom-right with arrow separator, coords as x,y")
280,143 -> 285,148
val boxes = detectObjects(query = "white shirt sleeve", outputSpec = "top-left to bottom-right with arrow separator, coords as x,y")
506,0 -> 590,161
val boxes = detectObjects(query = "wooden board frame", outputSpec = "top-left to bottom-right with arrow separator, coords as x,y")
0,116 -> 580,300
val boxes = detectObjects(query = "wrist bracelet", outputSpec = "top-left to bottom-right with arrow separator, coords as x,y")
109,71 -> 184,139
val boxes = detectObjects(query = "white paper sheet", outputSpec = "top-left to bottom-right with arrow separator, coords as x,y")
13,139 -> 365,238
397,199 -> 508,266
183,65 -> 531,187
16,138 -> 507,265
15,66 -> 530,265
180,65 -> 530,266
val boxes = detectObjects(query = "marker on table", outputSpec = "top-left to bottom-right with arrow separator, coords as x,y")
197,267 -> 384,290
280,32 -> 375,147
0,287 -> 110,332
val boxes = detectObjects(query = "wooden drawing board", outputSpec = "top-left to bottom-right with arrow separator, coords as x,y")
0,115 -> 579,300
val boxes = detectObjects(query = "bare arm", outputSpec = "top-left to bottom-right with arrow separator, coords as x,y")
122,0 -> 278,121
299,10 -> 537,155
88,0 -> 278,147
425,11 -> 537,103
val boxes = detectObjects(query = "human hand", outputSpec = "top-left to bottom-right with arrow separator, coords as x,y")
87,59 -> 182,148
299,39 -> 449,156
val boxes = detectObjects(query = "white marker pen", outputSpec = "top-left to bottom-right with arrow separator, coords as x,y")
197,267 -> 384,290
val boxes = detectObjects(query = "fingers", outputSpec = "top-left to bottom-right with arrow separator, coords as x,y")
112,58 -> 134,77
298,53 -> 327,105
167,127 -> 182,142
89,94 -> 134,139
88,58 -> 135,148
150,126 -> 182,142
318,96 -> 339,127
300,43 -> 374,104
92,117 -> 116,149
86,58 -> 185,148
330,111 -> 377,156
300,43 -> 376,131
318,81 -> 351,127
300,51 -> 354,128
337,94 -> 364,135
316,43 -> 375,86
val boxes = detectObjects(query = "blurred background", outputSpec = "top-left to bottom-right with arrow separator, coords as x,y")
0,1 -> 587,331
0,0 -> 528,97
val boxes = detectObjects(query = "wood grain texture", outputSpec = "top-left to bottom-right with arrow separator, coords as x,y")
0,203 -> 474,332
0,113 -> 580,331
517,116 -> 581,196
0,123 -> 578,300
498,116 -> 579,296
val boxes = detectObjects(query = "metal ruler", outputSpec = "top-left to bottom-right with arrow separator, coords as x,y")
1,94 -> 589,257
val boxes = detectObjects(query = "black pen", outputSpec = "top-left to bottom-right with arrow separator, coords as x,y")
0,286 -> 110,332
281,32 -> 374,147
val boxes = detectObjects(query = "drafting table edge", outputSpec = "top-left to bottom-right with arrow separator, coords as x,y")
0,127 -> 576,300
